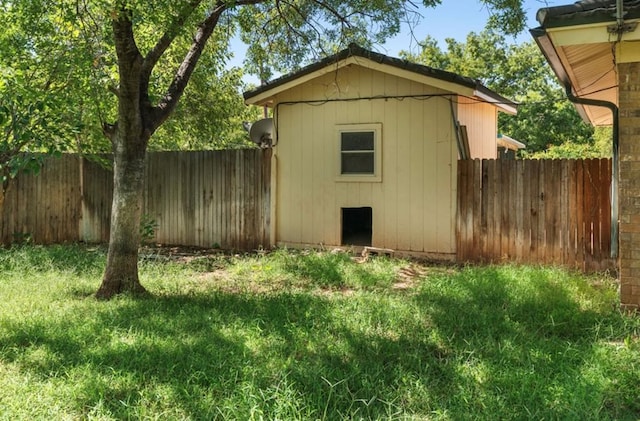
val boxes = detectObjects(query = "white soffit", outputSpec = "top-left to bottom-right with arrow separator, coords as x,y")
549,33 -> 618,126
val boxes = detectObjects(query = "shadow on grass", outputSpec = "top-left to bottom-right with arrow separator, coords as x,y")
1,265 -> 638,419
413,266 -> 639,419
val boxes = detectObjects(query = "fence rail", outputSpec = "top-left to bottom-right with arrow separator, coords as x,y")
456,159 -> 614,272
1,149 -> 271,250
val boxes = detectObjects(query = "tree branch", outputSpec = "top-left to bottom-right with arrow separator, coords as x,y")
111,1 -> 142,69
151,0 -> 267,131
140,0 -> 203,92
152,6 -> 224,129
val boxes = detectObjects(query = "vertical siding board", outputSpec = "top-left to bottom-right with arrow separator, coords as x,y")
385,74 -> 400,250
310,100 -> 325,245
396,81 -> 412,252
410,83 -> 425,252
421,100 -> 438,253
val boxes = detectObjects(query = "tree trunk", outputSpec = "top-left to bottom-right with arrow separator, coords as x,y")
95,137 -> 148,299
95,1 -> 226,299
96,11 -> 150,299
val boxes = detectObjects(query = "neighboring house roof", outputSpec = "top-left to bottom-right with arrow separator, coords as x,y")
243,43 -> 517,114
531,0 -> 640,126
497,134 -> 526,151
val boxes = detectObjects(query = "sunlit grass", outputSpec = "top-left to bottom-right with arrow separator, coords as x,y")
0,244 -> 638,420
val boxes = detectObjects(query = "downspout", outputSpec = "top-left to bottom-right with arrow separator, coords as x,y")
565,84 -> 619,259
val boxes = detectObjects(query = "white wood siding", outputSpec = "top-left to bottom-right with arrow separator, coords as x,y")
457,96 -> 499,159
272,65 -> 464,256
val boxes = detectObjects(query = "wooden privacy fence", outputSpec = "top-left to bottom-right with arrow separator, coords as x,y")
457,159 -> 614,272
2,152 -> 616,271
1,149 -> 271,250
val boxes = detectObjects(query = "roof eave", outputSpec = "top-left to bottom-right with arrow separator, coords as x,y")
243,44 -> 515,110
530,26 -> 592,124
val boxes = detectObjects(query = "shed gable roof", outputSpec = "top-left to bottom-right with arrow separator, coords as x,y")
243,44 -> 516,114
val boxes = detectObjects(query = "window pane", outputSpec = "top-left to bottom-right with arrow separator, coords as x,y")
341,132 -> 374,151
342,152 -> 374,174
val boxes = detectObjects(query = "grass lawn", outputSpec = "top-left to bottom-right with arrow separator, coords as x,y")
0,244 -> 639,420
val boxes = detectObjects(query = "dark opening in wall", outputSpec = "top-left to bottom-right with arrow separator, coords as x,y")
341,207 -> 372,246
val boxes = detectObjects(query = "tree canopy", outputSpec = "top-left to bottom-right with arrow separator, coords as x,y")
400,28 -> 609,156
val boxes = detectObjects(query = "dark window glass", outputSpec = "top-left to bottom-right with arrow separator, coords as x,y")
341,131 -> 374,174
342,132 -> 374,151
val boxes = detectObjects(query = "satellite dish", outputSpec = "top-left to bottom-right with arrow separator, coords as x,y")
249,118 -> 273,148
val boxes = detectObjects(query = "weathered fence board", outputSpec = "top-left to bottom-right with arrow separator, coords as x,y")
1,155 -> 81,244
1,149 -> 271,250
457,159 -> 614,272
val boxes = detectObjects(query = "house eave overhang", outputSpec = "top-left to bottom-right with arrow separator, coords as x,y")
530,27 -> 593,124
497,134 -> 526,151
243,44 -> 517,113
530,1 -> 640,126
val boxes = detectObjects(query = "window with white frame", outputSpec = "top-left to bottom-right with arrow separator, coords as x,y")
337,123 -> 382,182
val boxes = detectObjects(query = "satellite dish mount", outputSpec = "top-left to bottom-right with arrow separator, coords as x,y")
249,118 -> 274,148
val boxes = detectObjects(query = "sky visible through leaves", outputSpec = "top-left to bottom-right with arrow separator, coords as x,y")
230,0 -> 568,84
